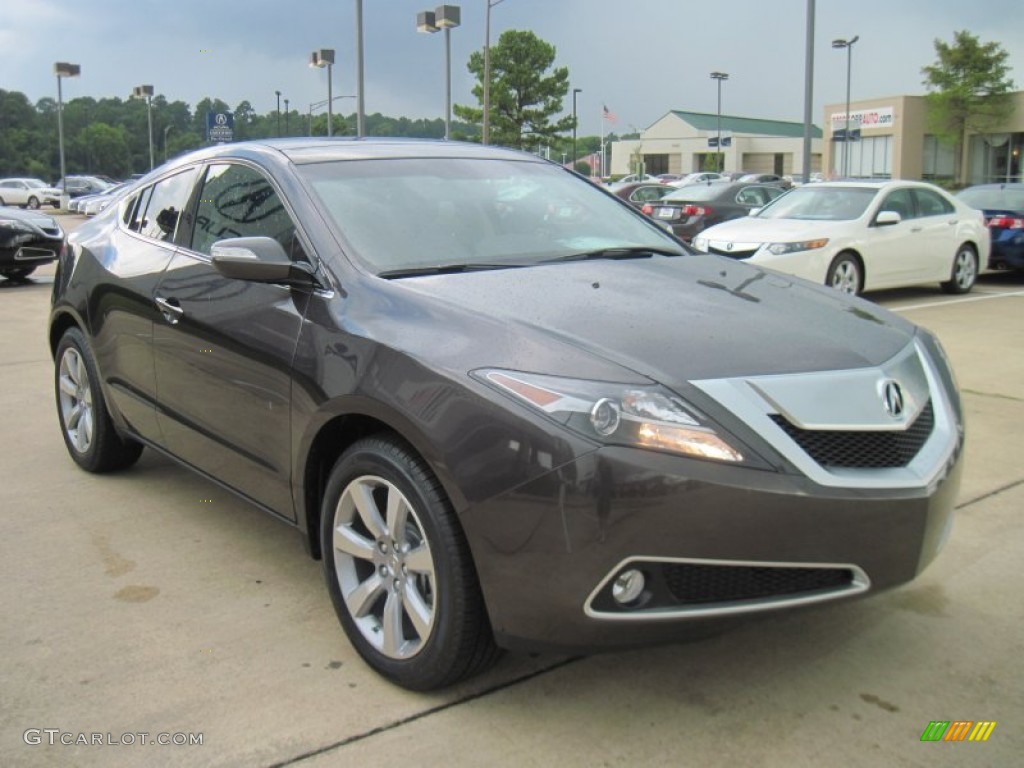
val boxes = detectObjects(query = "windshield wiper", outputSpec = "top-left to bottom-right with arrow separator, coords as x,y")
542,246 -> 683,263
377,262 -> 529,279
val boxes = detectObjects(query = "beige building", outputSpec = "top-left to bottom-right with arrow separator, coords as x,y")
609,110 -> 823,178
823,91 -> 1024,183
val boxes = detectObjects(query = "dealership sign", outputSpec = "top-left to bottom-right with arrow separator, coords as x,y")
830,106 -> 894,131
206,111 -> 234,143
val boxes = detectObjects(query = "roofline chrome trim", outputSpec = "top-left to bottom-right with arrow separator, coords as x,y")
583,555 -> 870,621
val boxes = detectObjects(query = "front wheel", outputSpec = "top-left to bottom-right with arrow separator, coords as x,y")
55,328 -> 143,472
826,252 -> 862,295
942,244 -> 977,295
321,436 -> 499,690
27,196 -> 41,210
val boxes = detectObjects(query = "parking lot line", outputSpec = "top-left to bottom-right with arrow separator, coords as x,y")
890,289 -> 1024,313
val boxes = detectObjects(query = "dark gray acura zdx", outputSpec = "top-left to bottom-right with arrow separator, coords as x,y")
49,139 -> 963,690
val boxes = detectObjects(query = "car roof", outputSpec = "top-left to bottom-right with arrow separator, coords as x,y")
805,179 -> 946,191
161,138 -> 547,168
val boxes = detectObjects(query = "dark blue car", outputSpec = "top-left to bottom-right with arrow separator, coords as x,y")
957,183 -> 1024,270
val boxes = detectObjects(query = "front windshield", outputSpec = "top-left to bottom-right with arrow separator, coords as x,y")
756,185 -> 878,221
957,187 -> 1024,211
25,179 -> 46,188
299,157 -> 684,274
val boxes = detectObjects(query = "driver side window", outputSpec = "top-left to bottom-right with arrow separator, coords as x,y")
191,163 -> 309,262
879,188 -> 915,220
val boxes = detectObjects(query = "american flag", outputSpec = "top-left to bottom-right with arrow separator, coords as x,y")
602,105 -> 618,123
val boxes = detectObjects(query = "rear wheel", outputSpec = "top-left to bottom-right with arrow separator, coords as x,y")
826,252 -> 862,295
55,328 -> 143,472
941,244 -> 977,294
321,436 -> 499,690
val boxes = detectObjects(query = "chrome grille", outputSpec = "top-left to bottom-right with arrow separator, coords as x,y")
770,400 -> 934,468
707,246 -> 757,259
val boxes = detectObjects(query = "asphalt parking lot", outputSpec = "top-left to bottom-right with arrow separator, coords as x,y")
3,215 -> 1022,767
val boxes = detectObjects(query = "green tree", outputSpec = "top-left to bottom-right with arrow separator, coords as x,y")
921,30 -> 1015,182
454,29 -> 575,151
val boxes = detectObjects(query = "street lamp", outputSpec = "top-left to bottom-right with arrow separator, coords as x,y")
133,84 -> 155,171
284,98 -> 290,136
832,35 -> 859,178
482,0 -> 507,145
54,62 -> 80,209
710,71 -> 729,173
275,90 -> 281,137
310,49 -> 336,136
308,95 -> 356,136
417,5 -> 461,140
572,87 -> 582,167
355,0 -> 365,137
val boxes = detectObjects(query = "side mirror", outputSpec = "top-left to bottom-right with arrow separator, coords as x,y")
210,236 -> 316,286
874,210 -> 901,227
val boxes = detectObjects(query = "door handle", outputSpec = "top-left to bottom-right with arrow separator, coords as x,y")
910,227 -> 922,233
155,296 -> 184,325
948,220 -> 958,225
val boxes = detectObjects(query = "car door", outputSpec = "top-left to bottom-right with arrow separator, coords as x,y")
911,187 -> 959,281
865,187 -> 921,289
0,180 -> 27,206
88,170 -> 196,445
151,161 -> 314,519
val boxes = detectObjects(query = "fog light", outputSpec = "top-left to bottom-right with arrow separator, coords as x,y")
611,569 -> 645,604
590,398 -> 621,436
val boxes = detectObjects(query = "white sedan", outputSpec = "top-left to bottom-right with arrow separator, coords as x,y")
691,180 -> 990,295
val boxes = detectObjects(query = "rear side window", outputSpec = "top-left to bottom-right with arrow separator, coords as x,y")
130,168 -> 198,242
191,163 -> 307,261
913,188 -> 954,217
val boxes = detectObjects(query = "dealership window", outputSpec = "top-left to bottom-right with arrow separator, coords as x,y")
832,135 -> 892,178
922,135 -> 958,181
967,132 -> 1023,184
643,154 -> 669,175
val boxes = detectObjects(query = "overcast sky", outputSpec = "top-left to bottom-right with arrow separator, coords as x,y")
3,0 -> 1022,135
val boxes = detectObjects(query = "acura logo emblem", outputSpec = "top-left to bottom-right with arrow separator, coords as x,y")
726,242 -> 734,251
882,380 -> 904,418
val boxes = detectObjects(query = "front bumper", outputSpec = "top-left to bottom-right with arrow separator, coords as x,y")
465,440 -> 961,653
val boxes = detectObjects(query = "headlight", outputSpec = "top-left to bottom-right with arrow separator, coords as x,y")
760,239 -> 829,256
474,369 -> 745,463
691,236 -> 709,252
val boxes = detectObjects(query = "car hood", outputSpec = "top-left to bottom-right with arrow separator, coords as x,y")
0,206 -> 60,232
701,216 -> 854,243
385,255 -> 915,384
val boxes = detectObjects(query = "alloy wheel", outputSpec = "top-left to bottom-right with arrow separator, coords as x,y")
58,347 -> 94,454
331,475 -> 437,660
830,260 -> 859,294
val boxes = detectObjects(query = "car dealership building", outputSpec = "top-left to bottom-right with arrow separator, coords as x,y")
611,91 -> 1024,184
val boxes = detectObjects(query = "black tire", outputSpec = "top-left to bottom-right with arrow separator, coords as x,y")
1,266 -> 37,281
27,196 -> 40,210
941,244 -> 977,295
320,435 -> 500,690
55,327 -> 144,473
826,252 -> 863,296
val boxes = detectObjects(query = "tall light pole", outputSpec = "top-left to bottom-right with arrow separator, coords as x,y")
572,87 -> 582,167
284,98 -> 290,136
355,0 -> 365,137
802,0 -> 815,184
710,72 -> 729,173
309,95 -> 356,136
310,49 -> 336,136
275,90 -> 281,136
483,0 -> 506,145
832,35 -> 859,178
133,84 -> 155,170
418,5 -> 461,140
54,62 -> 80,209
